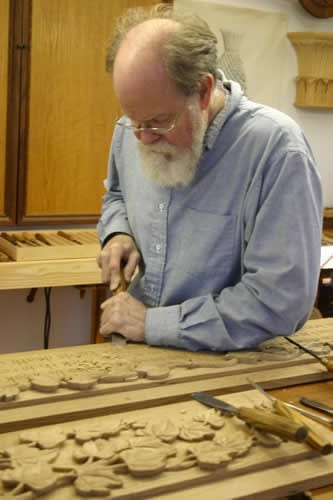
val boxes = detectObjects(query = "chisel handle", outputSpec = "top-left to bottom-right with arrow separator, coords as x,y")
273,400 -> 332,454
113,267 -> 127,295
57,230 -> 82,245
107,267 -> 127,345
237,406 -> 308,442
35,233 -> 52,246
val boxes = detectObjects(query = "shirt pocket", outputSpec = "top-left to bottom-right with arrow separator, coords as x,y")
174,208 -> 237,283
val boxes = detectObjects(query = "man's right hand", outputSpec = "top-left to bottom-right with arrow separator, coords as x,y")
96,234 -> 141,291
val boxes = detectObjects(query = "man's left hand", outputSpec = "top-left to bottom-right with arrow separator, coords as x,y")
100,292 -> 147,342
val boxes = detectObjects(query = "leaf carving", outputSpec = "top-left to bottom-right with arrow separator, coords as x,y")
20,427 -> 67,449
2,463 -> 74,495
119,447 -> 168,477
150,418 -> 179,442
75,463 -> 123,497
179,422 -> 215,441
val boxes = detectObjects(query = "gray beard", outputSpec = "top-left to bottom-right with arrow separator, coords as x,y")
137,107 -> 206,188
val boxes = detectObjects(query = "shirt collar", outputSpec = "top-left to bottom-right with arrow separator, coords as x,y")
203,71 -> 231,151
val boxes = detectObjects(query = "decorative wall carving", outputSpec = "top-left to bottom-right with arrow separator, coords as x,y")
288,32 -> 333,109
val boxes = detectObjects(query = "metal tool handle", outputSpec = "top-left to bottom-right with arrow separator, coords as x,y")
300,397 -> 333,416
238,406 -> 308,443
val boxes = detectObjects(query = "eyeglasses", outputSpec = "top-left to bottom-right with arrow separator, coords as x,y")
115,109 -> 184,136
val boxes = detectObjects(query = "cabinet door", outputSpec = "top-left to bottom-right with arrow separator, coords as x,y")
18,0 -> 160,225
0,0 -> 12,223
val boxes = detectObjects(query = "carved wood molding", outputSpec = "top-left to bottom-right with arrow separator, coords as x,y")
288,32 -> 333,108
299,0 -> 333,18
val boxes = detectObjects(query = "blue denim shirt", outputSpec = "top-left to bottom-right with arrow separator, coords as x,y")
97,80 -> 323,352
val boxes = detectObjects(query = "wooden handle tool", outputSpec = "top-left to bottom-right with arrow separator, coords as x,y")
22,232 -> 40,246
106,268 -> 128,346
35,233 -> 52,246
247,378 -> 332,454
192,392 -> 307,443
1,232 -> 21,247
285,336 -> 333,372
13,233 -> 35,247
57,230 -> 82,245
274,399 -> 332,454
0,250 -> 10,262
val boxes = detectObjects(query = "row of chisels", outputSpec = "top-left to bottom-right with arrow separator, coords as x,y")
0,231 -> 98,247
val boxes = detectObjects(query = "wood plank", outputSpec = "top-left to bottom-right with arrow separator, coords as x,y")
0,257 -> 101,289
158,455 -> 333,499
0,363 -> 332,433
0,390 -> 332,499
1,320 -> 333,409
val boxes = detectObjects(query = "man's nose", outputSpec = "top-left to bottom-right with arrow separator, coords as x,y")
135,130 -> 161,145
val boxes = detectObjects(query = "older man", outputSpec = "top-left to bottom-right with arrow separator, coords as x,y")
97,4 -> 322,352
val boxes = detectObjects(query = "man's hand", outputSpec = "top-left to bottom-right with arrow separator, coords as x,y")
96,234 -> 141,291
100,292 -> 147,343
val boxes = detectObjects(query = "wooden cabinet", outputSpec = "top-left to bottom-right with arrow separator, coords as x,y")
0,0 -> 161,226
0,0 -> 10,222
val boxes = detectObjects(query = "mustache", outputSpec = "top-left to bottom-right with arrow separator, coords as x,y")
137,141 -> 178,155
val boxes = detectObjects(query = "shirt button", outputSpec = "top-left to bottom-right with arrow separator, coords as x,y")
155,243 -> 161,253
159,203 -> 164,212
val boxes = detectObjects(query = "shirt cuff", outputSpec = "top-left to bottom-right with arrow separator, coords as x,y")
145,305 -> 182,348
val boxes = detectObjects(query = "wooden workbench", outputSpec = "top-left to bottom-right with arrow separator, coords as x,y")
1,318 -> 333,499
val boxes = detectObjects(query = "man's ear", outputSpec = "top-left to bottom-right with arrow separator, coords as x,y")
198,73 -> 214,110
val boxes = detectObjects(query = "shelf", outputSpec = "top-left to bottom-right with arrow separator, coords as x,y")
0,257 -> 102,290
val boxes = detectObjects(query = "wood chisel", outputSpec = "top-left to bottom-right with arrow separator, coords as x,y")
247,378 -> 333,454
300,397 -> 333,417
284,336 -> 333,372
35,233 -> 52,246
104,268 -> 128,346
191,392 -> 308,443
57,230 -> 82,245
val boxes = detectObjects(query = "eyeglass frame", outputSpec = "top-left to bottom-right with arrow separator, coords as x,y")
115,97 -> 195,136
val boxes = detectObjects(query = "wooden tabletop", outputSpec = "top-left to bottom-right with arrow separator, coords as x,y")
1,335 -> 333,499
270,381 -> 333,499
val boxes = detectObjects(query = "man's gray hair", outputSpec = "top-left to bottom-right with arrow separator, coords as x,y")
106,3 -> 218,96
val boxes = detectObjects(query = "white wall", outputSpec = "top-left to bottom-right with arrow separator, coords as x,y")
189,0 -> 333,205
0,286 -> 92,354
1,0 -> 332,354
